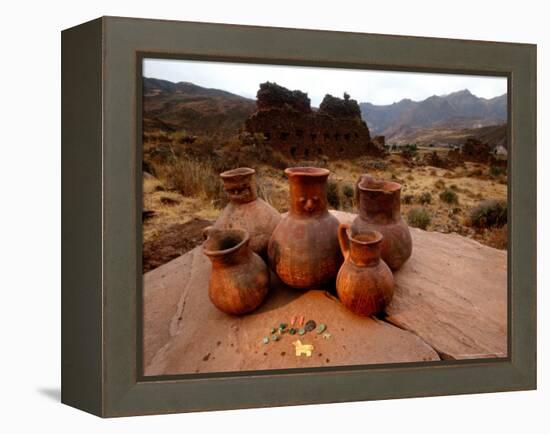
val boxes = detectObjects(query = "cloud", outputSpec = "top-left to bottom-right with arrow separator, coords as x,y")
143,58 -> 507,106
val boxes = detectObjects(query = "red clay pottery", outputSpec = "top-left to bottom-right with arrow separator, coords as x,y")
351,174 -> 412,270
214,167 -> 281,257
203,227 -> 269,315
268,167 -> 343,288
336,223 -> 394,316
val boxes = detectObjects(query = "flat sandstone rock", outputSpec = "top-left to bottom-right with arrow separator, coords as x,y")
143,211 -> 506,376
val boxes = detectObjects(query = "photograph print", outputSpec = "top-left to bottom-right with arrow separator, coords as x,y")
141,58 -> 508,377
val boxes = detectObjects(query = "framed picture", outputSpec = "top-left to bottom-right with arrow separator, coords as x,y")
61,16 -> 536,417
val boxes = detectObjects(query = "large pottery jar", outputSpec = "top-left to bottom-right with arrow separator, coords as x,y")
268,167 -> 343,289
214,167 -> 281,257
351,174 -> 412,270
203,227 -> 269,315
336,223 -> 394,316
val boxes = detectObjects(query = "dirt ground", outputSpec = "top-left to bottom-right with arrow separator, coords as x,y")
142,147 -> 507,272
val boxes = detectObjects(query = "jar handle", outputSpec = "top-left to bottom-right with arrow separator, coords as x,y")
338,223 -> 351,259
202,225 -> 215,240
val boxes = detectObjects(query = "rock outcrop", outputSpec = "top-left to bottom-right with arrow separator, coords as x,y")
143,211 -> 507,375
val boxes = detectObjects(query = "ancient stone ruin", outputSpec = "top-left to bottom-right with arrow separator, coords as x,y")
244,82 -> 384,159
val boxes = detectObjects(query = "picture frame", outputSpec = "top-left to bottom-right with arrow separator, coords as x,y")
61,16 -> 536,417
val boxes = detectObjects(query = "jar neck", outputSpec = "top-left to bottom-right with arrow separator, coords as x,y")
210,244 -> 251,267
288,176 -> 329,217
349,238 -> 381,267
358,188 -> 401,222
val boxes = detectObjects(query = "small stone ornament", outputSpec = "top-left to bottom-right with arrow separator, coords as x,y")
292,340 -> 314,357
304,320 -> 316,332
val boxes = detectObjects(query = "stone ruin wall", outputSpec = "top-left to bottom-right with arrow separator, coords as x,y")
244,82 -> 384,159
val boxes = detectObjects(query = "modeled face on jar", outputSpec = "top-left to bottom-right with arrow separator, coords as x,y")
298,195 -> 320,213
224,181 -> 255,203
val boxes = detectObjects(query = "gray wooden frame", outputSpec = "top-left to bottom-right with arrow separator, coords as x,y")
61,16 -> 536,417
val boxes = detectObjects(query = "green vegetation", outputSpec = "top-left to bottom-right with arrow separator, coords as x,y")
342,184 -> 354,199
489,165 -> 506,177
402,194 -> 414,205
418,192 -> 432,205
439,188 -> 459,204
469,200 -> 507,228
327,179 -> 341,209
407,207 -> 431,230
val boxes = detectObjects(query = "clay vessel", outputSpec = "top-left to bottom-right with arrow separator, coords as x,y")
336,223 -> 394,316
351,174 -> 412,270
203,227 -> 269,315
268,167 -> 343,288
214,167 -> 281,257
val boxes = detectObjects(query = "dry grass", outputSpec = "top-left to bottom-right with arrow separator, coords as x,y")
143,138 -> 508,252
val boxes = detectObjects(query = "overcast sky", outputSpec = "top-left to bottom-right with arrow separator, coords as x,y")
143,58 -> 507,106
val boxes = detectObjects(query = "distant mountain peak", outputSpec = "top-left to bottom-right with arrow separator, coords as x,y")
360,89 -> 507,137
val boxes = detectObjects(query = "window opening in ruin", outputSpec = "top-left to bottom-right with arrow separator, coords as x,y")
310,133 -> 317,141
334,133 -> 340,140
324,133 -> 330,140
304,148 -> 310,157
290,147 -> 297,158
344,133 -> 351,141
296,129 -> 304,138
318,148 -> 323,155
280,132 -> 290,141
339,147 -> 344,153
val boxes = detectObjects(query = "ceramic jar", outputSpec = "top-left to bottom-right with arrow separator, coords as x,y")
268,167 -> 343,288
213,167 -> 281,258
351,174 -> 412,270
203,227 -> 269,315
336,223 -> 394,316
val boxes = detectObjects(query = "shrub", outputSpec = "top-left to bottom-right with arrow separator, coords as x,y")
468,200 -> 507,229
439,188 -> 459,204
489,165 -> 506,177
327,180 -> 341,209
342,184 -> 355,199
402,194 -> 414,204
418,192 -> 432,205
407,207 -> 431,230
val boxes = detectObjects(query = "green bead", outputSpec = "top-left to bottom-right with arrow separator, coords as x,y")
272,334 -> 280,342
279,323 -> 287,330
270,327 -> 277,334
298,328 -> 306,335
289,328 -> 296,335
317,323 -> 327,334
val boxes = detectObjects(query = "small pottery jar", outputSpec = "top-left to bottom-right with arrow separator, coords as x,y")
336,223 -> 394,316
203,227 -> 269,315
268,167 -> 343,288
214,167 -> 281,257
351,174 -> 412,270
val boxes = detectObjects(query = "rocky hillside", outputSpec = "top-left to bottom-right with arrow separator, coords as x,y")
143,77 -> 256,138
384,123 -> 507,148
360,89 -> 507,143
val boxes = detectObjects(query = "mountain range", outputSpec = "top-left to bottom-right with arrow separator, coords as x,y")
143,78 -> 507,147
360,89 -> 506,144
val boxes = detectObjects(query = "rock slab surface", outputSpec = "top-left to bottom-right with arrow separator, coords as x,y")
143,211 -> 507,375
